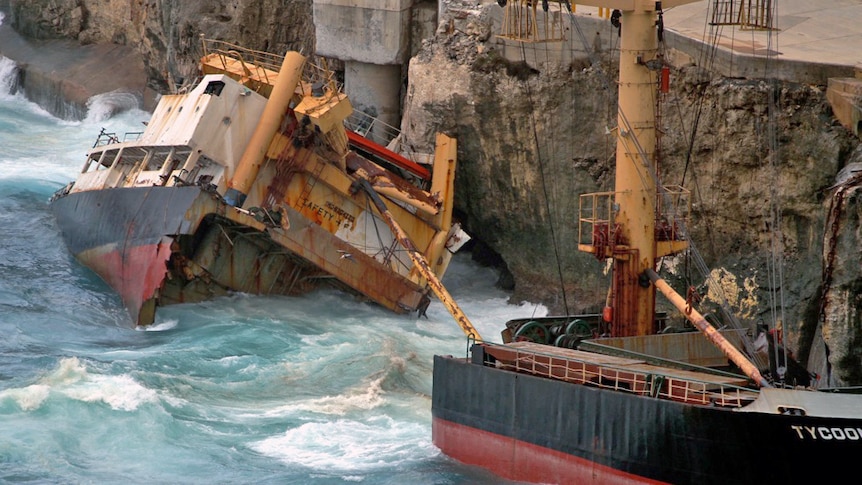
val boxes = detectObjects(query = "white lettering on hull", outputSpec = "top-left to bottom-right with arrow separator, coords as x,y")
791,425 -> 862,440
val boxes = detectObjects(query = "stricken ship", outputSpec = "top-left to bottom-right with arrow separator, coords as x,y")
50,39 -> 469,326
432,1 -> 862,483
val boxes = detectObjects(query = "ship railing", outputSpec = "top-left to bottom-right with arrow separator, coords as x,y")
345,111 -> 400,150
577,191 -> 617,258
301,58 -> 344,96
578,186 -> 691,256
201,38 -> 284,79
479,342 -> 758,408
656,185 -> 691,243
200,37 -> 344,95
578,191 -> 614,237
343,111 -> 432,166
92,129 -> 143,148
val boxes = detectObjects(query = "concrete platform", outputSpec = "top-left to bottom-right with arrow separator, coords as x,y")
662,0 -> 862,71
663,1 -> 862,138
567,1 -> 862,83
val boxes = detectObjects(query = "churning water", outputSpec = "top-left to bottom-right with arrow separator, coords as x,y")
0,53 -> 543,483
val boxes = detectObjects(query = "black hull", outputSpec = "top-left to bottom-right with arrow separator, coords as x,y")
50,185 -> 208,255
432,354 -> 862,484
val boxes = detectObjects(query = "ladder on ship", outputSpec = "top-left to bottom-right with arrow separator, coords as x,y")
297,159 -> 326,209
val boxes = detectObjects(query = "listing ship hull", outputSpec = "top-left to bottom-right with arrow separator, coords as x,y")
433,351 -> 862,484
50,186 -> 211,324
50,40 -> 467,326
51,182 -> 435,325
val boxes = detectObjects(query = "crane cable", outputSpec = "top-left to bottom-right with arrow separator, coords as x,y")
763,0 -> 790,384
515,18 -> 571,315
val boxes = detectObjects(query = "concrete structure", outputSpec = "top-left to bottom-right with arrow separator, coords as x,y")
662,1 -> 862,139
489,1 -> 861,84
664,0 -> 862,85
827,70 -> 862,138
313,0 -> 438,134
314,0 -> 415,65
663,0 -> 862,80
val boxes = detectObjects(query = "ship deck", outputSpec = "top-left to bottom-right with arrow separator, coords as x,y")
480,341 -> 758,407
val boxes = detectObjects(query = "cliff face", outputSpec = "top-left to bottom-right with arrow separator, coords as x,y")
8,0 -> 862,385
404,45 -> 614,313
7,0 -> 313,93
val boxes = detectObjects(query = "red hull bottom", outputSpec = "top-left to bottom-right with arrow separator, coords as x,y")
432,417 -> 667,485
77,239 -> 173,325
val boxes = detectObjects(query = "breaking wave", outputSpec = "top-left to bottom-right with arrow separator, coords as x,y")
83,91 -> 142,123
262,375 -> 387,418
251,416 -> 434,473
0,55 -> 19,96
0,357 -> 159,412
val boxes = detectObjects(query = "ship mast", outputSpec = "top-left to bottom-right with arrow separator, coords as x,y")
576,0 -> 697,336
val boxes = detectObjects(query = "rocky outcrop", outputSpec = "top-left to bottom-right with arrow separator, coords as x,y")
404,44 -> 614,313
7,0 -> 313,95
819,155 -> 862,385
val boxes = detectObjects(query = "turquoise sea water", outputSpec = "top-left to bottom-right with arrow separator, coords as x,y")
0,54 -> 543,483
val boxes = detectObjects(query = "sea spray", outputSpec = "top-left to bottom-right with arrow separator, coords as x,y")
0,55 -> 19,96
84,91 -> 142,123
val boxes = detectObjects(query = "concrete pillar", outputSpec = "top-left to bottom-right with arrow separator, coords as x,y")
345,61 -> 401,137
313,0 -> 414,65
313,0 -> 416,132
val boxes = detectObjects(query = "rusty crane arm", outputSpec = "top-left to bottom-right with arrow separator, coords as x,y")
645,268 -> 771,388
356,178 -> 482,341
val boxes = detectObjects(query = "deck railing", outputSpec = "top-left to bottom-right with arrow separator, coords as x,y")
480,342 -> 758,408
200,37 -> 344,95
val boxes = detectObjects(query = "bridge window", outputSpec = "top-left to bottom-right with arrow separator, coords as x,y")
204,80 -> 225,96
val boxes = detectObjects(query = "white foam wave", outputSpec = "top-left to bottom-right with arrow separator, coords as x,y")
0,55 -> 19,96
265,375 -> 386,417
0,158 -> 81,184
298,331 -> 340,347
43,355 -> 90,385
139,318 -> 179,332
0,384 -> 51,411
63,373 -> 159,411
252,416 -> 434,473
0,357 -> 158,412
83,91 -> 141,123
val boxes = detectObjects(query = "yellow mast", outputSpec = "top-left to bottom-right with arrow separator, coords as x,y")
576,1 -> 698,336
225,52 -> 306,208
570,1 -> 769,386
